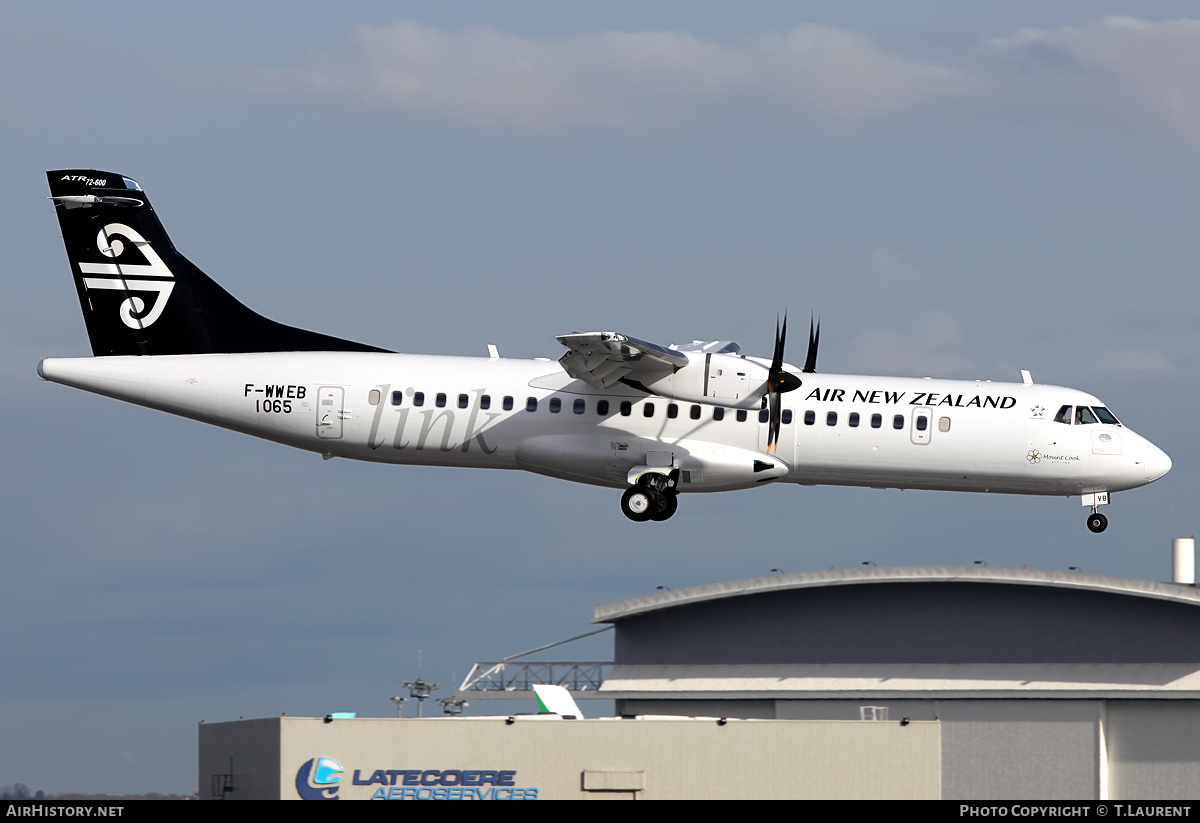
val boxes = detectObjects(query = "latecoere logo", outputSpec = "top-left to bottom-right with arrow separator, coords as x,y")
296,757 -> 343,800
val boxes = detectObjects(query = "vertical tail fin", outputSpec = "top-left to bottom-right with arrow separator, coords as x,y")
46,170 -> 388,356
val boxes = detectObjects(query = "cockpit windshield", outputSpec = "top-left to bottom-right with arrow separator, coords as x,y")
1053,405 -> 1122,425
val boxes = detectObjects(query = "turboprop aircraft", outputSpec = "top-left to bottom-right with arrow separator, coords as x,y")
38,170 -> 1172,532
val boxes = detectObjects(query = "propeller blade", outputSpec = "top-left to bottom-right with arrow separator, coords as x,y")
765,314 -> 796,453
768,389 -> 782,453
803,315 -> 820,374
769,314 -> 785,377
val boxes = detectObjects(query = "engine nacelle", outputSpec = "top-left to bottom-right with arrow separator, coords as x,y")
514,434 -> 789,492
638,351 -> 772,410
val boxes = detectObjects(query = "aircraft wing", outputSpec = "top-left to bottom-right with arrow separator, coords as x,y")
556,332 -> 689,389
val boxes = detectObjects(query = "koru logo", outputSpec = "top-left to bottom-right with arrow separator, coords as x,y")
78,223 -> 175,329
1027,450 -> 1042,464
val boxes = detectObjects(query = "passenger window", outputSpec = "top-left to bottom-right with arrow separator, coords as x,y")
620,401 -> 632,416
804,410 -> 815,425
668,404 -> 679,419
713,408 -> 725,421
916,415 -> 928,431
436,393 -> 447,408
391,391 -> 404,406
503,396 -> 513,411
573,399 -> 585,414
458,394 -> 469,409
826,411 -> 837,426
413,392 -> 425,407
893,415 -> 904,429
481,395 -> 491,410
1054,405 -> 1073,424
690,405 -> 701,420
939,417 -> 951,432
848,412 -> 859,428
549,397 -> 561,413
644,403 -> 655,417
782,410 -> 792,424
597,400 -> 609,415
759,409 -> 769,423
736,410 -> 747,422
369,389 -> 381,405
871,414 -> 882,429
526,397 -> 537,412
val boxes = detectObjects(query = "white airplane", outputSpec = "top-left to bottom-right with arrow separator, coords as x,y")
38,170 -> 1172,532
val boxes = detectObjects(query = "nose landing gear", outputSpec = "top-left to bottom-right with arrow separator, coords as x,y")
1083,490 -> 1110,533
621,470 -> 680,522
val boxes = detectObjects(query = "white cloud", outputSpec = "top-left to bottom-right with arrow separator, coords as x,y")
988,17 -> 1200,146
236,21 -> 968,129
229,16 -> 1200,147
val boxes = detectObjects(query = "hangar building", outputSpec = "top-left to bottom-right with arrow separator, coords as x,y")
478,564 -> 1200,800
201,562 -> 1200,799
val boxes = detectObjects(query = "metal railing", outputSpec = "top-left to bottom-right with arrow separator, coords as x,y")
458,661 -> 611,694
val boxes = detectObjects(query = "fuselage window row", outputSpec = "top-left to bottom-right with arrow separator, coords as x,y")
383,391 -> 805,431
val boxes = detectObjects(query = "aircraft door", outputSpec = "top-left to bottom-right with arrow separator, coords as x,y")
910,407 -> 932,445
317,386 -> 344,439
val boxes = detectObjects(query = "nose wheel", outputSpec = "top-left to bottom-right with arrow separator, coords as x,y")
1086,512 -> 1108,533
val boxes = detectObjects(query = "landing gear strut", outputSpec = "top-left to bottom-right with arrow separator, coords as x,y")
621,470 -> 680,522
1083,491 -> 1110,533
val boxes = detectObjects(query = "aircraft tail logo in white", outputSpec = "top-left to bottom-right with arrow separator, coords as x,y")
78,223 -> 175,329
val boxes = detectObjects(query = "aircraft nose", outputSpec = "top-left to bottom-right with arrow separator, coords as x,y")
1144,443 -> 1172,483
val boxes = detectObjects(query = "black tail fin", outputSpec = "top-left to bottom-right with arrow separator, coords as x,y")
46,170 -> 389,356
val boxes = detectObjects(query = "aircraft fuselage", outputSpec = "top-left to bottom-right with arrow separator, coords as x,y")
37,352 -> 1170,499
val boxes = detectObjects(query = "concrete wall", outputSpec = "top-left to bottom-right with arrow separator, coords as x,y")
1107,701 -> 1200,799
199,715 -> 940,800
197,718 -> 280,801
627,698 -> 1102,799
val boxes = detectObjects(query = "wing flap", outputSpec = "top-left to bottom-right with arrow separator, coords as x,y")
556,332 -> 687,389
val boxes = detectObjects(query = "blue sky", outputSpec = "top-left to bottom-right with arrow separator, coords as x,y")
3,2 -> 1199,794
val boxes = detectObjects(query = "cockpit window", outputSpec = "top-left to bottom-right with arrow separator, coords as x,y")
1075,406 -> 1098,425
1092,406 -> 1121,426
1054,405 -> 1072,424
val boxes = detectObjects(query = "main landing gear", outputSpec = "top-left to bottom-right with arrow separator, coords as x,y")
621,470 -> 680,522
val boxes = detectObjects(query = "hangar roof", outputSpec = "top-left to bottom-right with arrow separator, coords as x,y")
591,566 -> 1200,699
593,565 -> 1200,624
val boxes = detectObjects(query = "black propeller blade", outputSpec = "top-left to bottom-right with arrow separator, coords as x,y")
803,315 -> 820,374
766,314 -> 804,454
